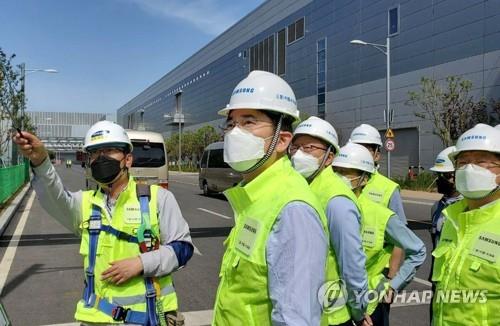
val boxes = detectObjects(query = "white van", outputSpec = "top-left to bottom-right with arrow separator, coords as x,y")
126,130 -> 169,188
199,142 -> 242,195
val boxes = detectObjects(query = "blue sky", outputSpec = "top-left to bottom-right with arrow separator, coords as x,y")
0,0 -> 263,114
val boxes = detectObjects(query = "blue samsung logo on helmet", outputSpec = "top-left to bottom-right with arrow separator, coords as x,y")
436,158 -> 446,164
338,153 -> 348,158
232,87 -> 255,95
275,93 -> 297,105
461,135 -> 486,141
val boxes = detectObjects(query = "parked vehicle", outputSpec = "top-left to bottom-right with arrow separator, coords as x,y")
126,130 -> 169,189
199,142 -> 241,195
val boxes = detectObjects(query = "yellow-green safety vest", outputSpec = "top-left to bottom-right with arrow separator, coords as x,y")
362,171 -> 399,208
310,167 -> 360,325
358,194 -> 393,315
75,177 -> 177,323
212,157 -> 328,326
432,198 -> 500,325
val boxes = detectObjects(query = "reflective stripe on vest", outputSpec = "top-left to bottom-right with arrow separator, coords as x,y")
310,167 -> 359,325
362,171 -> 399,207
432,199 -> 500,325
212,157 -> 328,326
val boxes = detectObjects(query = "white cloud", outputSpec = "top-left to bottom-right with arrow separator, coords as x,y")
127,0 -> 250,36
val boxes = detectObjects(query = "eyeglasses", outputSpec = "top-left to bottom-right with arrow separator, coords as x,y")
455,160 -> 500,169
88,147 -> 124,160
289,144 -> 327,154
220,116 -> 273,133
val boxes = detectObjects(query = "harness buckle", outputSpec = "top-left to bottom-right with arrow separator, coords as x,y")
89,219 -> 102,231
111,306 -> 130,322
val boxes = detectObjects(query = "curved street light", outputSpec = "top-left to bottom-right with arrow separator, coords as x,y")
350,37 -> 392,177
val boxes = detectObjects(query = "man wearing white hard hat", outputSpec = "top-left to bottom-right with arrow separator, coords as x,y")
349,124 -> 407,284
13,121 -> 192,325
429,146 -> 462,248
212,71 -> 328,325
333,143 -> 426,326
432,124 -> 500,325
290,117 -> 371,326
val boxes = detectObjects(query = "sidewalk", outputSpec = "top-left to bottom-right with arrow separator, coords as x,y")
401,189 -> 441,201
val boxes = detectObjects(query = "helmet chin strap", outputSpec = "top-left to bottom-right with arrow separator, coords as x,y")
306,146 -> 332,183
241,115 -> 283,175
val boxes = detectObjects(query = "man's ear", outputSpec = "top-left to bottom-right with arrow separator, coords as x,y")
276,131 -> 293,154
125,153 -> 133,169
374,149 -> 381,162
325,152 -> 335,166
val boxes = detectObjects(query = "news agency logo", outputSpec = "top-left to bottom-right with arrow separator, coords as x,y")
318,280 -> 348,313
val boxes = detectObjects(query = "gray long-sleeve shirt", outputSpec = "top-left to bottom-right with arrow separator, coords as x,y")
327,196 -> 369,322
385,215 -> 426,291
267,201 -> 327,326
31,158 -> 192,277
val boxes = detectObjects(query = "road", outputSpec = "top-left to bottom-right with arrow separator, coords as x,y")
0,165 -> 435,325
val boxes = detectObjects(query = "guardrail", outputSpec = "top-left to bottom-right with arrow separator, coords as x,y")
0,159 -> 29,206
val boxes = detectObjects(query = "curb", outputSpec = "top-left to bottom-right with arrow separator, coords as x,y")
401,189 -> 441,201
0,182 -> 31,236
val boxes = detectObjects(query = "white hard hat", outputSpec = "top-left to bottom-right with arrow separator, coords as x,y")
449,123 -> 500,160
293,117 -> 340,153
349,124 -> 383,147
83,120 -> 132,152
495,124 -> 500,130
218,70 -> 300,121
332,142 -> 375,173
429,146 -> 456,172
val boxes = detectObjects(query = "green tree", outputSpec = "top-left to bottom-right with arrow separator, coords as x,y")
407,76 -> 493,147
0,47 -> 36,161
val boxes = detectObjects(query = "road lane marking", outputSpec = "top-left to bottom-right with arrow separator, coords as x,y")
0,191 -> 35,295
193,242 -> 202,256
407,218 -> 431,225
170,180 -> 199,186
412,277 -> 433,287
403,199 -> 434,206
197,208 -> 231,220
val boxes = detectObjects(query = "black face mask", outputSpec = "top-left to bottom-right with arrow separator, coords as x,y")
436,177 -> 455,195
90,155 -> 125,184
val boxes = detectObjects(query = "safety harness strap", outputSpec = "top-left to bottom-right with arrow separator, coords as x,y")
101,224 -> 139,243
137,184 -> 160,326
83,204 -> 101,307
87,294 -> 148,324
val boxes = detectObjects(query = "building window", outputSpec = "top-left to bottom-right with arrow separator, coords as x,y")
249,35 -> 276,73
388,5 -> 400,36
287,17 -> 305,45
317,38 -> 327,119
277,28 -> 286,75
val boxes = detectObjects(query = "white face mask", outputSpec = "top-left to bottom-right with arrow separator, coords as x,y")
336,173 -> 361,190
291,150 -> 320,178
455,164 -> 499,199
223,126 -> 267,172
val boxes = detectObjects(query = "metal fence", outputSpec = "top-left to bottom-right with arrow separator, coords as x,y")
0,159 -> 29,206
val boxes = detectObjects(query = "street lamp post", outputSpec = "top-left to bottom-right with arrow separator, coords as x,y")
350,38 -> 392,178
10,63 -> 57,165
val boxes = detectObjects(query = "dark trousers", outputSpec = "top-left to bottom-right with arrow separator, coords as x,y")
370,302 -> 390,326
